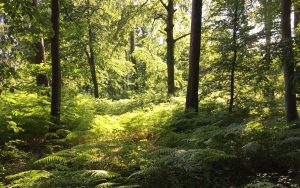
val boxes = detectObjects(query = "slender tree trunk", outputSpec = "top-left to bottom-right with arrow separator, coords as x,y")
185,0 -> 202,112
87,25 -> 99,98
50,0 -> 61,124
33,0 -> 49,87
294,1 -> 300,101
130,30 -> 138,90
229,1 -> 238,113
281,0 -> 298,122
130,31 -> 137,65
263,0 -> 274,99
166,0 -> 175,95
294,2 -> 300,33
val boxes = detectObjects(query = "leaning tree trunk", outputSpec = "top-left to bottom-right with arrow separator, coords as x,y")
281,0 -> 298,122
229,0 -> 238,113
33,0 -> 48,87
50,0 -> 61,124
166,0 -> 175,95
185,0 -> 203,112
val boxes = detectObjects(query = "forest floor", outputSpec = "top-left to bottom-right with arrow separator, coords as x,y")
1,92 -> 300,187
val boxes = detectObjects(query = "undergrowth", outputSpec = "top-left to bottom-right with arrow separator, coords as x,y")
1,91 -> 300,187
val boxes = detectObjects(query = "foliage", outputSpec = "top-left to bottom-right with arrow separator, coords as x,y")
1,0 -> 300,187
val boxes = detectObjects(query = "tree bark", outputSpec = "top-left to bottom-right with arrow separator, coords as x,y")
130,30 -> 139,90
166,0 -> 175,95
33,0 -> 49,87
185,0 -> 202,112
50,0 -> 61,124
229,0 -> 238,113
87,25 -> 99,98
281,0 -> 298,122
130,31 -> 137,65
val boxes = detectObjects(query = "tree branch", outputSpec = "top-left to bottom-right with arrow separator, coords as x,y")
158,0 -> 168,10
84,46 -> 90,58
159,29 -> 167,35
174,33 -> 191,42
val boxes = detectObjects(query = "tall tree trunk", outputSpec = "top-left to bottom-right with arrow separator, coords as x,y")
33,0 -> 49,87
130,30 -> 138,90
87,25 -> 99,98
166,0 -> 175,95
185,0 -> 202,112
229,0 -> 238,113
262,0 -> 274,99
281,0 -> 298,122
294,1 -> 300,101
294,2 -> 300,33
50,0 -> 61,124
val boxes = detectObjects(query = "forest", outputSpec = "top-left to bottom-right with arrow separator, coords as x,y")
1,0 -> 300,187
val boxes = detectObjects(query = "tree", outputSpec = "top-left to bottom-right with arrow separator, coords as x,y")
208,0 -> 254,112
158,0 -> 190,95
50,0 -> 61,124
129,30 -> 139,90
84,0 -> 99,98
228,0 -> 239,113
256,0 -> 280,101
281,0 -> 298,122
32,0 -> 49,87
185,0 -> 202,112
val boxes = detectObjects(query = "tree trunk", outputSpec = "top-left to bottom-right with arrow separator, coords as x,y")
166,0 -> 175,95
185,0 -> 202,112
229,0 -> 238,113
294,1 -> 300,101
87,25 -> 99,98
50,0 -> 61,124
130,31 -> 137,65
294,2 -> 300,33
263,0 -> 274,99
281,0 -> 298,122
33,0 -> 49,87
130,30 -> 139,90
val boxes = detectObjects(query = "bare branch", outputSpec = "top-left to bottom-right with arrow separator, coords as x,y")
153,13 -> 166,21
174,33 -> 191,42
159,29 -> 167,35
158,0 -> 168,10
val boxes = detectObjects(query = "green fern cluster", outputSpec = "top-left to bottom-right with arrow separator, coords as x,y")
6,170 -> 120,188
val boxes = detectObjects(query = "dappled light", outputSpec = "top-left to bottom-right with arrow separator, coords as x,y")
1,0 -> 300,187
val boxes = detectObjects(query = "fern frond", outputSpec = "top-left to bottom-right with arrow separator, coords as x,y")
34,155 -> 67,166
82,170 -> 120,179
96,182 -> 120,188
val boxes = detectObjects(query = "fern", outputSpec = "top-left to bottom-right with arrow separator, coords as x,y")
34,155 -> 68,166
6,170 -> 120,188
96,182 -> 121,188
